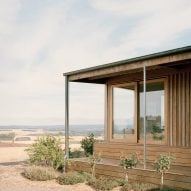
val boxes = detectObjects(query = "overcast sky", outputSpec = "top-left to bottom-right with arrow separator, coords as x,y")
0,0 -> 191,125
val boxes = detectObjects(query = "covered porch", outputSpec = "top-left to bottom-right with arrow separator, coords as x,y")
63,46 -> 191,189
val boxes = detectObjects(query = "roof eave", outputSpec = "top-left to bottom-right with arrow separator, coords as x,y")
63,45 -> 191,78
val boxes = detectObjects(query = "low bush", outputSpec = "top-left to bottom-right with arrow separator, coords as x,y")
57,171 -> 91,185
120,182 -> 158,191
26,136 -> 65,170
147,188 -> 175,191
148,188 -> 191,191
69,148 -> 85,158
23,166 -> 57,181
87,177 -> 123,191
121,182 -> 191,191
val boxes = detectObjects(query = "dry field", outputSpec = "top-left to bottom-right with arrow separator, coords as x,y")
0,129 -> 107,191
0,129 -> 90,163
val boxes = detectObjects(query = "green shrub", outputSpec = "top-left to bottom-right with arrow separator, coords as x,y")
121,182 -> 158,191
147,187 -> 190,191
57,171 -> 91,185
25,136 -> 65,170
87,177 -> 122,191
120,154 -> 139,181
69,148 -> 85,158
80,171 -> 92,181
81,133 -> 96,156
23,166 -> 57,181
121,182 -> 191,191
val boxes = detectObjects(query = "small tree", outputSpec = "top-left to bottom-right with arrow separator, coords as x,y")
120,154 -> 139,182
154,154 -> 175,189
26,136 -> 65,170
89,153 -> 101,178
81,133 -> 96,156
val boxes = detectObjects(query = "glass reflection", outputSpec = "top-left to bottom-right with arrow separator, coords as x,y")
113,85 -> 134,139
139,81 -> 165,143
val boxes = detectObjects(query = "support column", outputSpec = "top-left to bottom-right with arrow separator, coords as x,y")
143,66 -> 147,169
104,84 -> 108,141
65,76 -> 69,158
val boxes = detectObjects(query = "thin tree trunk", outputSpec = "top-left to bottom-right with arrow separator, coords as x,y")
125,170 -> 128,182
160,172 -> 164,190
92,165 -> 95,178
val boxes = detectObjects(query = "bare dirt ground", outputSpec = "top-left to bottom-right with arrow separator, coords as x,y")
0,130 -> 106,191
0,164 -> 95,191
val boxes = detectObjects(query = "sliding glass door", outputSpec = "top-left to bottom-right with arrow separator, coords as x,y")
139,80 -> 165,143
112,83 -> 137,142
110,79 -> 166,144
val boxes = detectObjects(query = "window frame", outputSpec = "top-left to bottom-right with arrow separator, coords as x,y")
108,78 -> 167,145
109,82 -> 138,143
138,78 -> 167,145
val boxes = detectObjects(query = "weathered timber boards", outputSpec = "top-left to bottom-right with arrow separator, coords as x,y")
94,142 -> 191,167
70,160 -> 191,189
168,71 -> 191,147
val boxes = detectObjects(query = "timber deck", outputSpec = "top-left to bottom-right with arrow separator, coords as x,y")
70,158 -> 191,190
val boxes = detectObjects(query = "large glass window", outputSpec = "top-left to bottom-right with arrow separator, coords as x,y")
112,84 -> 135,139
139,81 -> 165,143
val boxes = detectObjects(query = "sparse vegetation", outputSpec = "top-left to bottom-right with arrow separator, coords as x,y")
120,154 -> 139,182
25,136 -> 65,170
69,148 -> 85,158
15,136 -> 31,141
154,154 -> 175,189
87,177 -> 124,191
23,166 -> 57,181
121,182 -> 158,191
57,171 -> 91,185
0,133 -> 15,142
81,133 -> 96,156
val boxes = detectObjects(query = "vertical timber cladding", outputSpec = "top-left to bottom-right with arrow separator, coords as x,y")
168,71 -> 191,147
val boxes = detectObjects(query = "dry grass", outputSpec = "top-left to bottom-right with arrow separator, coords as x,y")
22,166 -> 58,181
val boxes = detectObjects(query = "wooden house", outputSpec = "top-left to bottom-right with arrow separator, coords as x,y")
63,46 -> 191,189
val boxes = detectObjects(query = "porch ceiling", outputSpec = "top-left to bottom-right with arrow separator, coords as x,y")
63,46 -> 191,84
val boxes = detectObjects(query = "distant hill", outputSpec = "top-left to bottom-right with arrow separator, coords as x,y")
0,124 -> 104,136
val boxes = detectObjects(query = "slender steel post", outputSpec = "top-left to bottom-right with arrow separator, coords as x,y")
143,66 -> 147,169
65,76 -> 69,158
104,84 -> 108,141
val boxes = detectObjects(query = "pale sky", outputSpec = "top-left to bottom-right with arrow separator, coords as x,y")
0,0 -> 191,125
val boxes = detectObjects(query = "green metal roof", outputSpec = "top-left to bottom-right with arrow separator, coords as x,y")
63,45 -> 191,77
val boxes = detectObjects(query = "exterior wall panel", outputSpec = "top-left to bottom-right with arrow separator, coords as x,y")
168,71 -> 191,147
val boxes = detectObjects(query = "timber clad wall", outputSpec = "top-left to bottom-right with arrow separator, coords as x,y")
168,71 -> 191,147
94,68 -> 191,177
94,142 -> 191,166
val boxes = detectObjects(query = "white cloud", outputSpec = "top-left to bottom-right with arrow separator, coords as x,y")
0,0 -> 191,125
